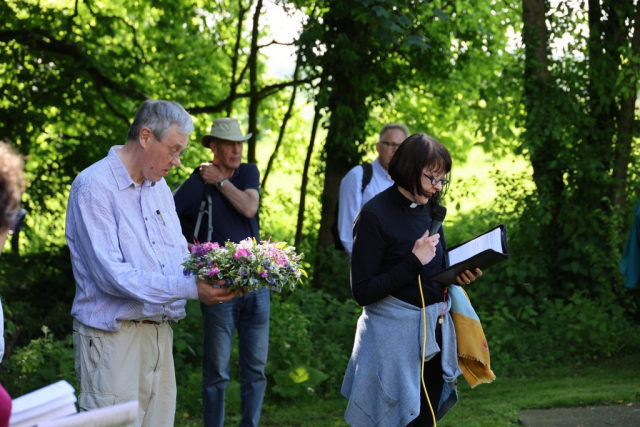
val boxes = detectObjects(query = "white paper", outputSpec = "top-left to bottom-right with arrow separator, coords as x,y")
11,381 -> 75,415
447,227 -> 503,266
36,401 -> 139,427
11,404 -> 77,427
10,381 -> 77,425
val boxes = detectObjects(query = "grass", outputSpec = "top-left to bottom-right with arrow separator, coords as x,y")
175,353 -> 640,426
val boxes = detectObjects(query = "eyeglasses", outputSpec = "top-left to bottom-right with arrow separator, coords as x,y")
9,208 -> 27,235
151,130 -> 188,160
379,140 -> 402,150
423,174 -> 450,186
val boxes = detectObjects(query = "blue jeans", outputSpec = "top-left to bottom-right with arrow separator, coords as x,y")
201,288 -> 270,427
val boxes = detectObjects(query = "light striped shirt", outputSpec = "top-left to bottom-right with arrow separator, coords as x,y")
66,146 -> 198,331
338,158 -> 394,256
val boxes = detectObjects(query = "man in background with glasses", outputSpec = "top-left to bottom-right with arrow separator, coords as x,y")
337,123 -> 409,256
65,100 -> 234,427
0,140 -> 27,426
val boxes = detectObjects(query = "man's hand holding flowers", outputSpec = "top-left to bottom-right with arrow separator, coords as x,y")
197,279 -> 235,304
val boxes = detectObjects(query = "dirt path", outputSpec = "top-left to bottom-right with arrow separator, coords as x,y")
519,403 -> 640,426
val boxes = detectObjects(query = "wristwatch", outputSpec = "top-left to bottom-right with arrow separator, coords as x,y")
216,178 -> 228,189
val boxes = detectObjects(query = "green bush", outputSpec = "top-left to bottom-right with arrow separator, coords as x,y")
1,326 -> 76,397
267,287 -> 361,400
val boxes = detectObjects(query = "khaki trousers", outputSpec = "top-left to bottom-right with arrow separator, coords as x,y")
73,319 -> 176,427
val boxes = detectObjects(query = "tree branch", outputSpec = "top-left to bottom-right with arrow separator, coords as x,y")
95,84 -> 131,127
258,39 -> 295,49
62,0 -> 80,43
0,29 -> 149,101
226,0 -> 250,116
188,75 -> 316,115
84,0 -> 148,62
262,50 -> 302,189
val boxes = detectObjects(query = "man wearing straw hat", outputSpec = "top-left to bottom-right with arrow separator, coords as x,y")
174,117 -> 266,427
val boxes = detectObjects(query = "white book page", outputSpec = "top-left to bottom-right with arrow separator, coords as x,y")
10,381 -> 76,424
448,227 -> 503,266
11,404 -> 77,427
37,401 -> 138,427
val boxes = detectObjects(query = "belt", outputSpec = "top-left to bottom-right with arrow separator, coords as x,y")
132,319 -> 163,325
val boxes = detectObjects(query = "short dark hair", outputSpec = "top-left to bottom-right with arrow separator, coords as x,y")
0,141 -> 26,232
388,133 -> 452,200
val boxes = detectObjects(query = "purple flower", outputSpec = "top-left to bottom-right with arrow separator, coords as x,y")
261,270 -> 268,279
192,242 -> 219,258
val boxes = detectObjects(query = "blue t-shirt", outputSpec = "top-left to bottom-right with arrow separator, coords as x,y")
173,163 -> 260,245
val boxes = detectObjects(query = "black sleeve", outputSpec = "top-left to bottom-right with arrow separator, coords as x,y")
440,226 -> 448,270
244,163 -> 260,192
350,209 -> 424,306
235,163 -> 260,192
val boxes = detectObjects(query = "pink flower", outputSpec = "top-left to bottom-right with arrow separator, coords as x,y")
208,267 -> 220,276
234,248 -> 251,261
261,270 -> 268,278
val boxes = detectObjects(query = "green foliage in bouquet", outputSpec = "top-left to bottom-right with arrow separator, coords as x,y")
182,238 -> 306,293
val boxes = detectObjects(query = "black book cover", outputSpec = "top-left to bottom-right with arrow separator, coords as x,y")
429,224 -> 509,285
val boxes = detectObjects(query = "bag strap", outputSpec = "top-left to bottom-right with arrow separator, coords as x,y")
193,184 -> 215,242
361,162 -> 373,194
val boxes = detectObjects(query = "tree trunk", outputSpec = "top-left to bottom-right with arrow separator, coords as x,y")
312,84 -> 368,287
522,0 -> 563,203
262,52 -> 301,190
611,2 -> 640,211
247,0 -> 263,164
295,106 -> 321,248
226,0 -> 249,117
522,0 -> 566,289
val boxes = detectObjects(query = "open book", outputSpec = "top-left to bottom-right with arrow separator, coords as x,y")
9,381 -> 77,427
9,380 -> 138,427
37,401 -> 138,427
429,224 -> 509,285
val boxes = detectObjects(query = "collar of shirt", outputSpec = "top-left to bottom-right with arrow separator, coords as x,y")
108,146 -> 156,190
372,158 -> 393,182
389,185 -> 427,213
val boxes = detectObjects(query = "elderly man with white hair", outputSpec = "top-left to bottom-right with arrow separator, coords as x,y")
65,100 -> 234,427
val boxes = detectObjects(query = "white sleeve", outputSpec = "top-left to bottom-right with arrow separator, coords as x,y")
338,166 -> 364,256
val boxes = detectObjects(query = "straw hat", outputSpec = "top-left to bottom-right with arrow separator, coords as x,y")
201,118 -> 252,147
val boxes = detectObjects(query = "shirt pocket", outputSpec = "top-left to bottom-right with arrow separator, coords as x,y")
153,209 -> 177,248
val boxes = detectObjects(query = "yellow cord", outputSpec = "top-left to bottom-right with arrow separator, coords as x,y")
418,275 -> 437,427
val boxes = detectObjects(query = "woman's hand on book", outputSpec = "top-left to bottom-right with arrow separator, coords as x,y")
456,268 -> 483,286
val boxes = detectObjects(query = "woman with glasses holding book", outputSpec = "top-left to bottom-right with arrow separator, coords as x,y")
341,133 -> 482,427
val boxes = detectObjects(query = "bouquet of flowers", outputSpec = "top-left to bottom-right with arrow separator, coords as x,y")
182,238 -> 306,293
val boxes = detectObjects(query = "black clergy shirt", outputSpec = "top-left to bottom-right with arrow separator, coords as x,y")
350,185 -> 447,308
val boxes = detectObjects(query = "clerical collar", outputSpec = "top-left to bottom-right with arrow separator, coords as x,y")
391,185 -> 422,209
